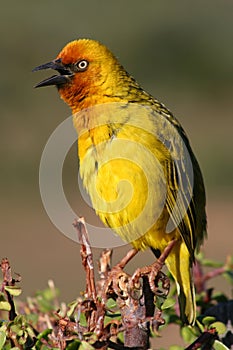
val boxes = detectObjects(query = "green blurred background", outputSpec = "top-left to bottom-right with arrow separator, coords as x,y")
1,1 -> 233,347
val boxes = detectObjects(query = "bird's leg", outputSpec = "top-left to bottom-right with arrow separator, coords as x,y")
115,248 -> 139,269
131,239 -> 177,294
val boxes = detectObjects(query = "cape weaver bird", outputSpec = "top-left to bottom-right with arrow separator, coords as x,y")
34,39 -> 207,325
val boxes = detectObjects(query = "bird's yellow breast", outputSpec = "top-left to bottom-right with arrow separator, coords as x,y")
74,108 -> 176,249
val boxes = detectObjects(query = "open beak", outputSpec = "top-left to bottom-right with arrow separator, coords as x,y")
33,58 -> 74,88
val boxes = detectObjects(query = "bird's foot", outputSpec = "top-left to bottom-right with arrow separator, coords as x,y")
130,239 -> 176,295
130,261 -> 168,295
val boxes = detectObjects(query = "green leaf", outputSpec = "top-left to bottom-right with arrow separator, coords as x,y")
180,326 -> 196,343
106,298 -> 117,309
13,315 -> 25,326
196,318 -> 204,332
201,259 -> 223,267
202,316 -> 216,326
18,333 -> 27,345
213,340 -> 229,350
26,325 -> 35,338
67,300 -> 78,318
17,329 -> 24,337
10,324 -> 21,334
4,286 -> 22,297
0,300 -> 11,311
66,339 -> 81,349
0,331 -> 6,350
78,312 -> 87,327
161,297 -> 176,310
223,270 -> 233,284
0,325 -> 7,333
169,346 -> 184,350
211,322 -> 226,335
117,331 -> 124,344
35,329 -> 53,350
37,328 -> 52,340
104,314 -> 121,326
79,341 -> 95,350
155,295 -> 166,309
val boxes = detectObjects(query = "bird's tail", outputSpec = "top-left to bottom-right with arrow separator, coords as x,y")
165,240 -> 196,325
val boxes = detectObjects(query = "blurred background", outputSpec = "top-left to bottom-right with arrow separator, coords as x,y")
1,1 -> 232,347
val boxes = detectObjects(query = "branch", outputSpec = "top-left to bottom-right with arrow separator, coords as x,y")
73,217 -> 97,301
185,329 -> 218,350
0,257 -> 21,320
72,219 -> 175,348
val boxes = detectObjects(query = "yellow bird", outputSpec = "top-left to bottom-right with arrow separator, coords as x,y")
34,39 -> 207,325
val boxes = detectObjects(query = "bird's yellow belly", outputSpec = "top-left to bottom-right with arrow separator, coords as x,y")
78,125 -> 176,250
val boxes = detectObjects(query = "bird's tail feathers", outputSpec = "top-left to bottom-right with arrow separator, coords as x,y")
165,240 -> 196,325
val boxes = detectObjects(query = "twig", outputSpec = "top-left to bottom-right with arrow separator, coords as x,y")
185,328 -> 218,350
203,267 -> 226,283
73,217 -> 97,301
101,241 -> 174,349
0,258 -> 20,320
194,255 -> 232,294
72,219 -> 175,348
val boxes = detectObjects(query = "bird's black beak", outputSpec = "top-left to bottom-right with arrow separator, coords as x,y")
33,58 -> 74,88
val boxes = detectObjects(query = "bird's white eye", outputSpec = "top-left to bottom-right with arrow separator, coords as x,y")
75,59 -> 89,71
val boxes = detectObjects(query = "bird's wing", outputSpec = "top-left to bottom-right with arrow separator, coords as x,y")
150,107 -> 197,261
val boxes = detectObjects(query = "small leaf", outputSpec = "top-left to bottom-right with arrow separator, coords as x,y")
106,298 -> 117,309
117,331 -> 124,344
10,324 -> 21,334
155,295 -> 166,309
202,316 -> 216,326
201,259 -> 223,267
0,301 -> 11,311
26,325 -> 35,338
37,328 -> 52,340
169,346 -> 184,350
13,315 -> 24,326
79,341 -> 95,350
104,314 -> 121,326
67,300 -> 78,318
0,331 -> 6,350
18,333 -> 27,345
17,329 -> 24,337
87,332 -> 98,345
161,297 -> 176,310
213,340 -> 229,350
223,270 -> 233,284
66,339 -> 81,349
211,322 -> 226,335
196,319 -> 204,332
181,326 -> 196,343
4,286 -> 22,297
78,312 -> 87,327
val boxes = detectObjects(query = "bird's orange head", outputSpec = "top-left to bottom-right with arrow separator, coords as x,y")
33,39 -> 130,113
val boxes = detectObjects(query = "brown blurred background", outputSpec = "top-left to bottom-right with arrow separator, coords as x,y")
1,1 -> 233,347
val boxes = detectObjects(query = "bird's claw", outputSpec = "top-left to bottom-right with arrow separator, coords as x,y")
131,260 -> 169,296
